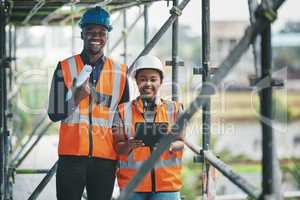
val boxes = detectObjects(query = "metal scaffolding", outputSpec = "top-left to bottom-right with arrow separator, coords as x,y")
201,0 -> 212,198
118,0 -> 286,199
1,1 -> 11,199
0,0 -> 293,199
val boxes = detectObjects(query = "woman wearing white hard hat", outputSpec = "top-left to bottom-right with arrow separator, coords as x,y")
112,55 -> 185,200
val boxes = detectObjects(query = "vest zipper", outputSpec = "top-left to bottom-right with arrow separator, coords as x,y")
150,111 -> 158,192
140,100 -> 158,192
88,94 -> 93,157
150,147 -> 156,192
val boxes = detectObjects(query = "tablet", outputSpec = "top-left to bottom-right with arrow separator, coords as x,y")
135,122 -> 169,147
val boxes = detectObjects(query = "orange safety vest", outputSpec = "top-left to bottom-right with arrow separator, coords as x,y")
117,97 -> 183,192
58,54 -> 127,160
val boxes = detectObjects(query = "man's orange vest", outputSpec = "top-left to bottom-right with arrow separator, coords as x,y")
117,97 -> 183,192
59,54 -> 127,160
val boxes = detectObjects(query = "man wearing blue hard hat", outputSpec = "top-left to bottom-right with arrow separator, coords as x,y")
48,6 -> 129,200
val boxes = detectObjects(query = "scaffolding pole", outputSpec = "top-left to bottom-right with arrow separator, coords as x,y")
122,9 -> 127,64
201,0 -> 213,198
248,0 -> 260,77
12,25 -> 16,73
71,2 -> 76,55
172,0 -> 179,101
0,5 -> 4,199
143,4 -> 149,47
259,18 -> 281,199
0,1 -> 9,199
8,25 -> 12,92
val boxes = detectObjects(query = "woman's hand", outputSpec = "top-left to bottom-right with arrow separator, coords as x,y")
128,137 -> 145,149
112,125 -> 145,155
169,140 -> 184,152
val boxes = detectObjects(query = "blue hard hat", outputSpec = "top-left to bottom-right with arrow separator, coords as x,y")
79,6 -> 112,32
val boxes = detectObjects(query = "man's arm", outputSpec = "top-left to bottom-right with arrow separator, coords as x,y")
47,63 -> 77,122
119,77 -> 130,104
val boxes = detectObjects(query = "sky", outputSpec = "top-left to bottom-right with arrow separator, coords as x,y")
124,0 -> 300,35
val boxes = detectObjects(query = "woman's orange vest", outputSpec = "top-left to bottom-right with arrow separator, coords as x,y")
59,54 -> 127,160
117,97 -> 183,192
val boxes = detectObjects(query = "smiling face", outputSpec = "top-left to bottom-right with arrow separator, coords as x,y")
136,69 -> 162,100
82,24 -> 108,56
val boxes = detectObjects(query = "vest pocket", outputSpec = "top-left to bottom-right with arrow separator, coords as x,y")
132,148 -> 151,161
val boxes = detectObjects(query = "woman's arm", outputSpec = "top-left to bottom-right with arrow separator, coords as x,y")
112,125 -> 131,155
112,111 -> 144,155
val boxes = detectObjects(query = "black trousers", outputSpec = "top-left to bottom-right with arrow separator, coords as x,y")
56,156 -> 117,200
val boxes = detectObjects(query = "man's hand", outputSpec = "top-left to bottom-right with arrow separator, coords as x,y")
74,79 -> 91,106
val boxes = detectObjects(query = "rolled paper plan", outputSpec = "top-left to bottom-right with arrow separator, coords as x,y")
65,64 -> 93,101
75,64 -> 93,87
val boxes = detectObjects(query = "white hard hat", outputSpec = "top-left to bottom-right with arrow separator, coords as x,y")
132,55 -> 164,78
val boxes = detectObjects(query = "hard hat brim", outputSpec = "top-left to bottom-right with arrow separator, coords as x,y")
80,23 -> 112,32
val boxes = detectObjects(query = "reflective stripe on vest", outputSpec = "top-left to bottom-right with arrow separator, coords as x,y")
123,102 -> 135,164
109,61 -> 121,127
78,115 -> 110,127
165,101 -> 175,124
68,56 -> 78,81
119,157 -> 182,169
63,114 -> 111,126
124,101 -> 133,137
